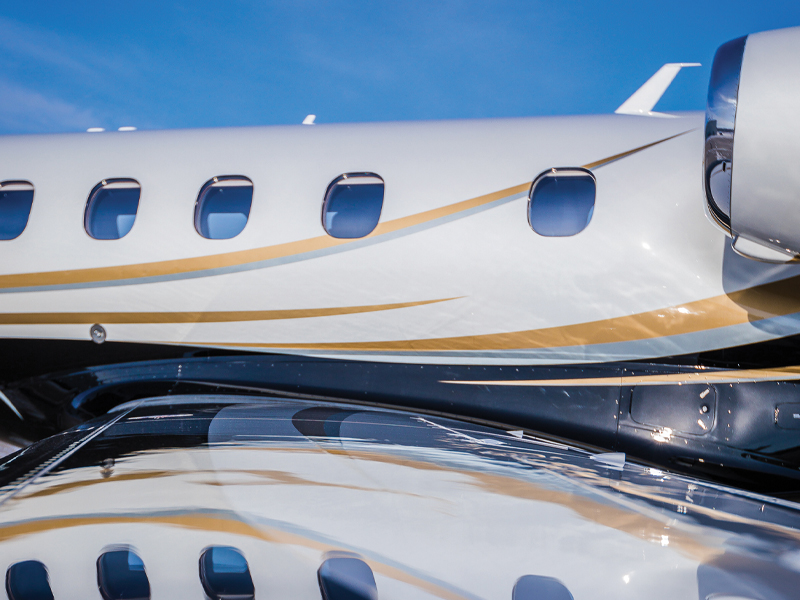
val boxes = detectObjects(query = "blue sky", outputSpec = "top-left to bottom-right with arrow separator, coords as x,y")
0,1 -> 798,134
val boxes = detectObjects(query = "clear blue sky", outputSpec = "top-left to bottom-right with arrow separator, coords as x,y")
0,1 -> 798,134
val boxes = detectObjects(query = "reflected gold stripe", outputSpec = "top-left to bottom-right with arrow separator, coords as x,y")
0,131 -> 690,290
0,512 -> 473,600
440,366 -> 800,387
0,297 -> 458,325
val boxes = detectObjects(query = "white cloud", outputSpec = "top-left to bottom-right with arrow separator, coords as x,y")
0,78 -> 98,133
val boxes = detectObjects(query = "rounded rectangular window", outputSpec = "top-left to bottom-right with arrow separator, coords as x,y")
513,576 -> 573,600
318,557 -> 378,600
195,176 -> 253,239
5,561 -> 54,600
0,181 -> 34,240
200,546 -> 255,600
85,179 -> 141,240
322,173 -> 384,239
96,550 -> 150,600
528,168 -> 595,236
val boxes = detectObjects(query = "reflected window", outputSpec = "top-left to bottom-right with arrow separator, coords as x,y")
200,546 -> 255,600
97,550 -> 150,600
318,557 -> 378,600
513,575 -> 573,600
85,179 -> 141,240
528,168 -> 595,236
322,173 -> 384,239
0,181 -> 34,240
5,561 -> 54,600
195,176 -> 253,239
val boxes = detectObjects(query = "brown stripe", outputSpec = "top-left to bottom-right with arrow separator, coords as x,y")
205,273 -> 800,352
0,297 -> 458,326
0,131 -> 690,290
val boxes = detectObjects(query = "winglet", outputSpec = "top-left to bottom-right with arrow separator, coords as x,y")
616,63 -> 700,117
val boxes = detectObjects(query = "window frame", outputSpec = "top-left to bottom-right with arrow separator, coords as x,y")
96,549 -> 150,600
321,172 -> 385,239
84,178 -> 141,241
194,175 -> 254,240
199,546 -> 255,600
0,180 -> 35,241
527,167 -> 596,237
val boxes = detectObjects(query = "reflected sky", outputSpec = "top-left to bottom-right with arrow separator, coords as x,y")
529,174 -> 595,237
324,182 -> 383,239
196,184 -> 253,240
705,36 -> 747,131
0,188 -> 34,240
86,186 -> 140,240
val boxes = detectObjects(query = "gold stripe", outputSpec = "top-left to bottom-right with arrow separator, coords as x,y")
0,297 -> 458,325
581,130 -> 694,169
439,366 -> 800,387
0,131 -> 690,290
0,184 -> 527,290
204,272 -> 800,352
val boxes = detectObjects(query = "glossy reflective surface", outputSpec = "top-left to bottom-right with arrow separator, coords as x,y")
322,174 -> 384,239
528,169 -> 595,236
0,182 -> 34,241
1,395 -> 800,600
704,36 -> 747,230
85,180 -> 141,240
195,177 -> 253,240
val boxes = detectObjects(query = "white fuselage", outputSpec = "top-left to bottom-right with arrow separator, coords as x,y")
1,112 -> 798,364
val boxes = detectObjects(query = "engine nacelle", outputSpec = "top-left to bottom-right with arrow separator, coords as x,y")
704,26 -> 800,261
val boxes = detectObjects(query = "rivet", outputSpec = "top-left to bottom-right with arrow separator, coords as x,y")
90,324 -> 107,344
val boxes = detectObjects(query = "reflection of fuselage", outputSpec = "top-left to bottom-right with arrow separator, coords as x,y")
1,397 -> 799,600
3,114 -> 800,365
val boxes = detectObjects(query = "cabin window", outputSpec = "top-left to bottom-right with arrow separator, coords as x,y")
513,576 -> 573,600
318,557 -> 378,600
322,173 -> 384,239
528,168 -> 595,236
195,176 -> 253,239
0,181 -> 34,240
85,179 -> 141,240
97,550 -> 150,600
199,547 -> 255,600
5,561 -> 54,600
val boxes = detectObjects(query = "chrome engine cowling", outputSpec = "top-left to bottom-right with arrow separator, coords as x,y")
704,26 -> 800,261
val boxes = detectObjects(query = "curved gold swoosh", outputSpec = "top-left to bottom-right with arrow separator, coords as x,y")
205,272 -> 800,352
0,183 -> 528,290
0,131 -> 691,290
0,297 -> 459,325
